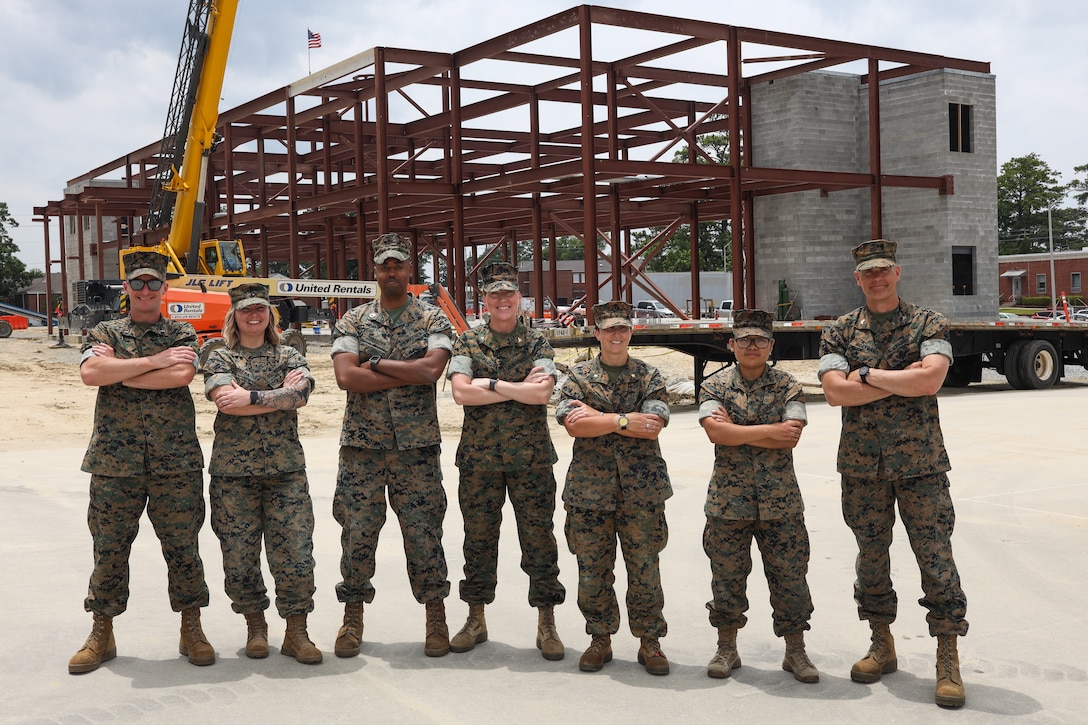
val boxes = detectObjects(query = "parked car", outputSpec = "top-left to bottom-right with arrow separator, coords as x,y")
1030,310 -> 1064,320
998,311 -> 1026,320
635,300 -> 671,318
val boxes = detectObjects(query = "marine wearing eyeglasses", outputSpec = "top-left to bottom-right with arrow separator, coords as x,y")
697,309 -> 819,683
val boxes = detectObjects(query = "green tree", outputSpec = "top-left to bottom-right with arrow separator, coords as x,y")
629,128 -> 734,272
0,203 -> 40,302
997,154 -> 1077,253
517,235 -> 601,262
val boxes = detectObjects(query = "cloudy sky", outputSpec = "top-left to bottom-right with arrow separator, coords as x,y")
2,0 -> 1085,272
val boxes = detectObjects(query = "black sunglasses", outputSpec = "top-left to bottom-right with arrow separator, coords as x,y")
128,279 -> 164,291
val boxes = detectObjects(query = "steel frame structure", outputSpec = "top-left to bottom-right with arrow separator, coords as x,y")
36,4 -> 989,323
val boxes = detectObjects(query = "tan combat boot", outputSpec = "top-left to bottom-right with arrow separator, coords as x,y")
782,632 -> 820,683
334,602 -> 364,658
850,622 -> 896,683
935,635 -> 966,708
281,614 -> 323,664
68,612 -> 116,674
424,600 -> 450,657
450,604 -> 487,653
244,611 -> 269,659
578,634 -> 612,672
638,636 -> 670,675
707,626 -> 741,678
536,606 -> 565,661
179,608 -> 215,666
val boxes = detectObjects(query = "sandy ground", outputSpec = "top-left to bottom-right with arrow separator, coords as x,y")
0,327 -> 821,452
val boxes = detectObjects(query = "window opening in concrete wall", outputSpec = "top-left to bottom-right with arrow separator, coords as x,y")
952,246 -> 975,295
949,103 -> 973,153
1072,272 -> 1082,294
1036,274 -> 1047,295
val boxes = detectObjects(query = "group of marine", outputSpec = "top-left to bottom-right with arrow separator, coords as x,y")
66,234 -> 969,709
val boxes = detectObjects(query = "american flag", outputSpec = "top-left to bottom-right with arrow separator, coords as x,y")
307,29 -> 322,49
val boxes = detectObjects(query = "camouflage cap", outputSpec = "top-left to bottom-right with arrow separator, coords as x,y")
593,300 -> 633,329
125,251 -> 168,281
373,232 -> 411,264
732,309 -> 774,339
852,239 -> 898,271
229,282 -> 272,309
480,262 -> 519,294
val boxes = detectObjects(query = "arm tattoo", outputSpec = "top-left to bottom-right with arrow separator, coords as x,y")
253,380 -> 311,410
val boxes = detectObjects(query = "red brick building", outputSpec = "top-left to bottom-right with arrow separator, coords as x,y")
998,251 -> 1087,306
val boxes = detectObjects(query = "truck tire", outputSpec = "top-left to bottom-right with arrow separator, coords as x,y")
1002,341 -> 1026,389
1017,339 -> 1059,389
0,319 -> 12,338
281,329 -> 307,356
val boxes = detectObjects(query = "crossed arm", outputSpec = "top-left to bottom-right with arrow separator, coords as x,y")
334,348 -> 451,393
80,344 -> 197,389
210,368 -> 312,415
821,354 -> 949,407
451,365 -> 554,406
700,406 -> 804,449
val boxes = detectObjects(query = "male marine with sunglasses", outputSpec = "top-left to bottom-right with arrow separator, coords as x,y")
69,251 -> 214,674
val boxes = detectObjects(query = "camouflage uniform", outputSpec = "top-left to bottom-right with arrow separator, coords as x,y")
699,365 -> 814,636
80,316 -> 208,616
331,297 -> 453,604
204,343 -> 317,619
447,319 -> 564,607
818,299 -> 968,636
556,355 -> 671,638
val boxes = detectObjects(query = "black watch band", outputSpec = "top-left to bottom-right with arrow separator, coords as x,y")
489,378 -> 498,391
859,366 -> 870,384
250,390 -> 259,405
369,355 -> 381,371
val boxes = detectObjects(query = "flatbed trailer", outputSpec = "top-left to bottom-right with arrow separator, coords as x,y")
539,318 -> 1088,391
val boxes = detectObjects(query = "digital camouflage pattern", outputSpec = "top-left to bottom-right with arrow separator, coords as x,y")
204,343 -> 317,619
558,354 -> 671,638
448,319 -> 563,607
564,505 -> 667,637
818,299 -> 952,478
210,470 -> 316,618
698,365 -> 807,520
457,468 -> 564,607
698,363 -> 813,636
703,515 -> 812,636
333,446 -> 450,604
331,297 -> 452,450
819,299 -> 967,636
448,319 -> 558,470
842,471 -> 967,636
203,343 -> 314,476
555,355 -> 672,510
80,316 -> 203,476
85,471 -> 209,616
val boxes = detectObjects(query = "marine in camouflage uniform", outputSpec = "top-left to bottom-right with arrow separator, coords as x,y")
446,261 -> 565,659
818,239 -> 968,708
69,251 -> 213,674
204,282 -> 321,663
698,309 -> 818,682
556,300 -> 672,676
330,233 -> 453,658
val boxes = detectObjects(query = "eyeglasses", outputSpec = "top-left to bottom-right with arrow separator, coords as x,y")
128,279 -> 164,291
734,336 -> 771,349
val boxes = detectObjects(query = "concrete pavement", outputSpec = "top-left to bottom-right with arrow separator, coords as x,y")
3,381 -> 1087,723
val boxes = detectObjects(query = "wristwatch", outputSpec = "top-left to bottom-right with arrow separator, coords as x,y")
617,414 -> 630,430
858,365 -> 871,384
250,390 -> 259,405
369,355 -> 381,371
489,378 -> 498,391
